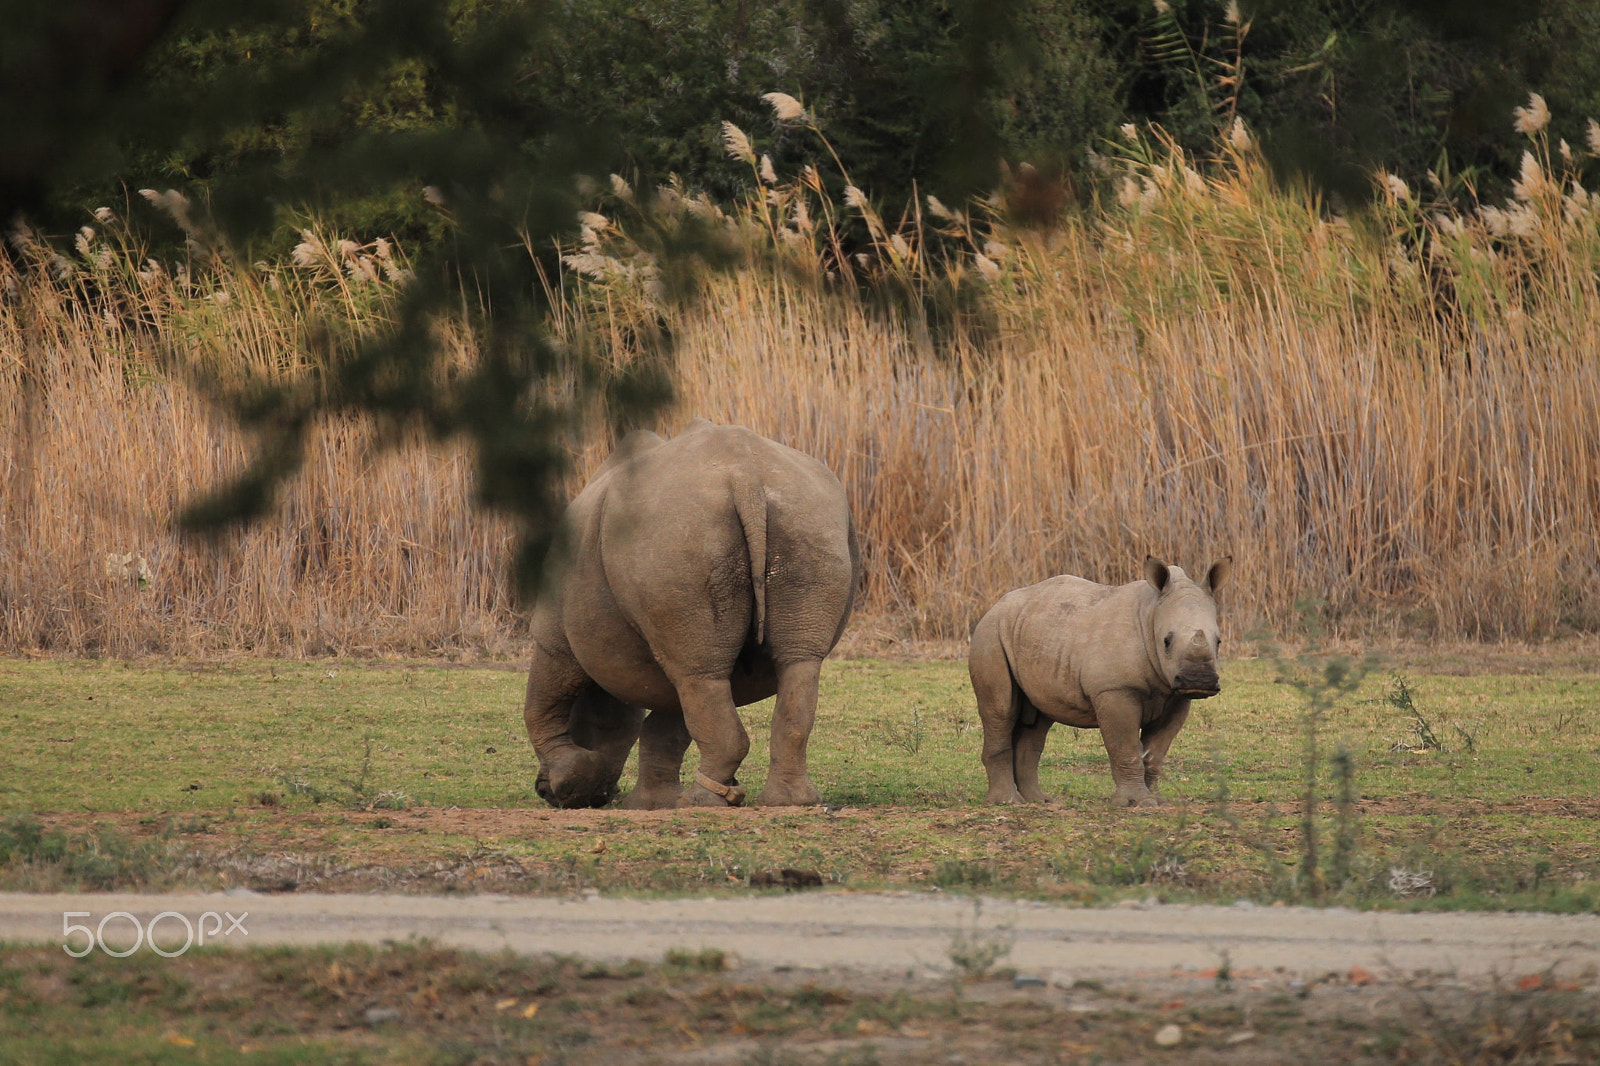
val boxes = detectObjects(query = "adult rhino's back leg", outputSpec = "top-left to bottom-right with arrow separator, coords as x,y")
755,513 -> 856,808
675,675 -> 750,806
617,709 -> 693,809
756,659 -> 823,806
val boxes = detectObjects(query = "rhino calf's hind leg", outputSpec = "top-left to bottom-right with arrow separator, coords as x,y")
676,676 -> 751,806
970,631 -> 1026,804
756,659 -> 823,807
1011,709 -> 1055,804
618,710 -> 693,810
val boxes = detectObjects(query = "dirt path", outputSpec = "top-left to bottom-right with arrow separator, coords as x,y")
4,890 -> 1598,984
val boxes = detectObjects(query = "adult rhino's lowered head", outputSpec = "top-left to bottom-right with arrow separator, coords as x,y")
968,555 -> 1231,807
522,420 -> 860,809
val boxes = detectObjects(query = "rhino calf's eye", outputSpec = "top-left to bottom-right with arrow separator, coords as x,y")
1163,634 -> 1172,651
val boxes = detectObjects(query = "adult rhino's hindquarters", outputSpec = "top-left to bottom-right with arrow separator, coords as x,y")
523,420 -> 860,809
968,555 -> 1231,807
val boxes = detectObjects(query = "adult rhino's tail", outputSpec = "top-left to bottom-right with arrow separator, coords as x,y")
731,480 -> 768,645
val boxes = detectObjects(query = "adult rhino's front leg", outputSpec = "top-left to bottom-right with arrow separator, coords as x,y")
525,641 -> 639,809
617,710 -> 693,809
1094,691 -> 1162,808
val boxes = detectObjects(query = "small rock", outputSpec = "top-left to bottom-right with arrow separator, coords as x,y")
1013,973 -> 1046,989
581,888 -> 601,902
1226,1030 -> 1257,1045
1154,1023 -> 1183,1048
485,746 -> 497,754
1349,965 -> 1376,986
364,1007 -> 401,1026
1231,899 -> 1257,910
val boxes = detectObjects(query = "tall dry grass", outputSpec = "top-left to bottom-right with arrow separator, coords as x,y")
3,98 -> 1599,656
0,217 -> 521,657
566,104 -> 1600,643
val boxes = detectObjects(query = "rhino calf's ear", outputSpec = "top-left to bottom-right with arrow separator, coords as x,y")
1206,556 -> 1233,596
1144,555 -> 1171,593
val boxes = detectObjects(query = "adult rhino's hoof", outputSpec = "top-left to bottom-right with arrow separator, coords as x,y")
984,788 -> 1024,805
617,785 -> 683,810
754,779 -> 820,807
536,751 -> 621,809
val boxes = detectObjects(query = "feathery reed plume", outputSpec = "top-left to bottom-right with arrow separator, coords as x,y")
1512,92 -> 1550,137
720,121 -> 756,164
761,92 -> 806,123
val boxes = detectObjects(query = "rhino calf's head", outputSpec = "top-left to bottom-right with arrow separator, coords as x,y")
1144,555 -> 1232,699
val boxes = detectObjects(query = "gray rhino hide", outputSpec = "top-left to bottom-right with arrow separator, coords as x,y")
523,419 -> 860,809
968,555 -> 1231,807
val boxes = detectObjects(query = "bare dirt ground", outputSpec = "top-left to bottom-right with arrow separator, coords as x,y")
6,888 -> 1599,983
9,890 -> 1600,1062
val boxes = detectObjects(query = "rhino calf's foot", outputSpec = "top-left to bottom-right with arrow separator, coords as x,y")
1109,790 -> 1163,808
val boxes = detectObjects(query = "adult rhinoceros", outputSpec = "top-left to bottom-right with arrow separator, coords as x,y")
523,419 -> 859,809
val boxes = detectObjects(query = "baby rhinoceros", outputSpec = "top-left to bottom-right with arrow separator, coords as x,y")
968,556 -> 1231,807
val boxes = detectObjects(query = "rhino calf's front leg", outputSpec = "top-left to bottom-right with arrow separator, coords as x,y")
1096,691 -> 1161,807
1139,699 -> 1190,803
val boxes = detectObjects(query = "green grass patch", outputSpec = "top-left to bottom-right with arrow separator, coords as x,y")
3,655 -> 1600,908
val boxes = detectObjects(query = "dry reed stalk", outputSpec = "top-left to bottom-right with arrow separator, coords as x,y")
0,225 -> 522,657
561,112 -> 1600,643
6,101 -> 1600,657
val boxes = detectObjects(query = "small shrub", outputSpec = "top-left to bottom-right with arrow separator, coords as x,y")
664,948 -> 728,973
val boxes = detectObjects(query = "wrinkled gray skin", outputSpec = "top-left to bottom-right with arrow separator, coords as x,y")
968,556 -> 1232,808
523,420 -> 860,810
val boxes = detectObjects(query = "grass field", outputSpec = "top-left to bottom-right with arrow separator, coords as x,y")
4,652 -> 1600,910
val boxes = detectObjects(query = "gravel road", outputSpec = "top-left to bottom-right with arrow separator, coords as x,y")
4,891 -> 1598,984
